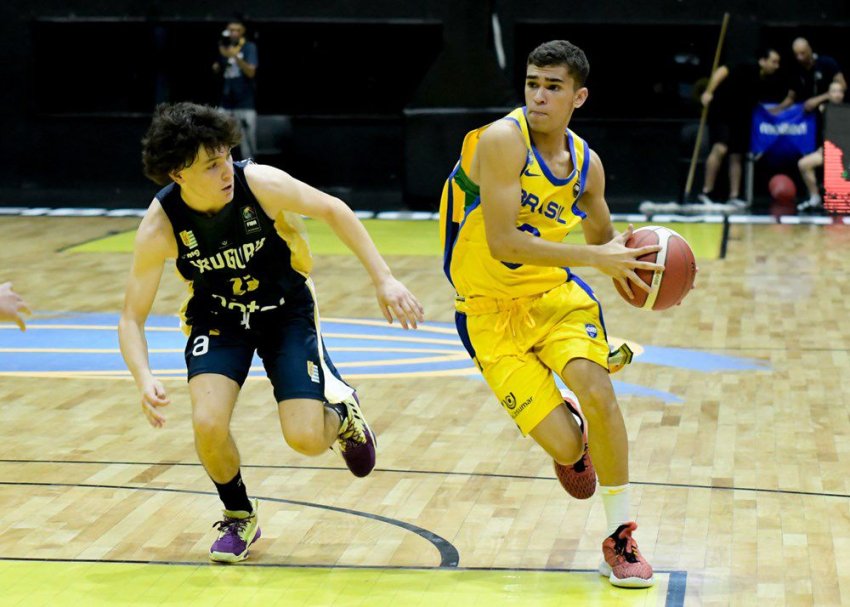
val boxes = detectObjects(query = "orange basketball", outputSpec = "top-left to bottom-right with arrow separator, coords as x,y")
613,226 -> 697,310
768,174 -> 796,205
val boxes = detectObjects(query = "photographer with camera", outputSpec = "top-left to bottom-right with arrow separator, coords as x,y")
212,19 -> 258,160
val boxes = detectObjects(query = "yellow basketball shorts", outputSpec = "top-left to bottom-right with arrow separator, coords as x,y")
455,278 -> 609,436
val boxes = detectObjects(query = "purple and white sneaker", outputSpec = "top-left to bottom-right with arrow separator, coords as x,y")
336,393 -> 377,477
209,498 -> 261,563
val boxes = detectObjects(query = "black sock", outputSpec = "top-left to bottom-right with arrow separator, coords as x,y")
213,470 -> 252,513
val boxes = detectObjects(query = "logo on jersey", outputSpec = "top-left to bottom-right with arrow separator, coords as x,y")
523,153 -> 541,177
307,361 -> 321,384
501,392 -> 533,418
242,205 -> 262,235
179,230 -> 198,249
585,323 -> 598,338
573,181 -> 581,198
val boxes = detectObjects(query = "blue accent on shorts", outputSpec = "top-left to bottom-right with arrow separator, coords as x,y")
454,311 -> 477,361
566,271 -> 608,340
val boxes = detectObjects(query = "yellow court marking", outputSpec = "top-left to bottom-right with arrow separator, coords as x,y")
0,560 -> 670,607
67,219 -> 723,259
68,220 -> 440,257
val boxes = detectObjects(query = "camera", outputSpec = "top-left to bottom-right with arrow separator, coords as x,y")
220,30 -> 236,47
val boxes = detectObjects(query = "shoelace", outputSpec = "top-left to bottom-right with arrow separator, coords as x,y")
212,515 -> 252,536
338,404 -> 366,447
571,451 -> 589,473
614,532 -> 641,564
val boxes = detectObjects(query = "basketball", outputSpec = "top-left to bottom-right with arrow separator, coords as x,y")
613,226 -> 697,310
768,174 -> 796,205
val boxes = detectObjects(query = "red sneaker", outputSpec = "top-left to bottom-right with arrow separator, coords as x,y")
552,395 -> 596,499
599,522 -> 655,588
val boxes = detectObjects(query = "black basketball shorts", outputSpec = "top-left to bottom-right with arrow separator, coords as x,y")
183,282 -> 352,404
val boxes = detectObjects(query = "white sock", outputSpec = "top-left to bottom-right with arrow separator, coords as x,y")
600,483 -> 631,536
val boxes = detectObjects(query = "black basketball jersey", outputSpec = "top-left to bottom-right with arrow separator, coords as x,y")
156,160 -> 313,330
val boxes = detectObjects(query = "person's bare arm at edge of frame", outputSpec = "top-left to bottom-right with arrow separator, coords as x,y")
118,199 -> 176,428
244,163 -> 424,329
476,122 -> 662,299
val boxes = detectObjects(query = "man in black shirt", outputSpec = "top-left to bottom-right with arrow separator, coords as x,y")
698,48 -> 794,207
791,38 -> 846,103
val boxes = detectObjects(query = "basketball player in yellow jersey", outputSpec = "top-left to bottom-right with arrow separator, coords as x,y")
440,41 -> 661,588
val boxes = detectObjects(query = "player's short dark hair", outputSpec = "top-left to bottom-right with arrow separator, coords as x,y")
141,102 -> 241,185
527,40 -> 590,88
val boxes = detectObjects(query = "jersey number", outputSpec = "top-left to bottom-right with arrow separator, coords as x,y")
191,335 -> 209,357
230,275 -> 260,296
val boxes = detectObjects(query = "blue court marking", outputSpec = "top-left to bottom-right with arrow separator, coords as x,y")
639,346 -> 769,371
667,570 -> 687,607
0,313 -> 767,404
467,375 -> 687,403
609,380 -> 686,403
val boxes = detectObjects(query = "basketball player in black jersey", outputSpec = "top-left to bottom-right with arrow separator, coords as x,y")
119,102 -> 424,563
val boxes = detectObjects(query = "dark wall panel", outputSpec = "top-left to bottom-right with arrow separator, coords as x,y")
1,0 -> 849,208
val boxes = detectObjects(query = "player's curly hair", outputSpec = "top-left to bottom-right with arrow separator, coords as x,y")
141,102 -> 242,185
527,40 -> 589,88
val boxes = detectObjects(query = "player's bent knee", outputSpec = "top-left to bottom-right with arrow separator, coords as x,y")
576,385 -> 618,417
192,413 -> 230,446
576,381 -> 612,403
283,427 -> 328,456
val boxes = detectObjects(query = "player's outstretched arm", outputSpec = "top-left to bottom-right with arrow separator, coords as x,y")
118,200 -> 175,428
245,164 -> 425,329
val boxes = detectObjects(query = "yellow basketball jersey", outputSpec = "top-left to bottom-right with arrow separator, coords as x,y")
440,107 -> 591,299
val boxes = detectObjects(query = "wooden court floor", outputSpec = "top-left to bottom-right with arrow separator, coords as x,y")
0,215 -> 849,606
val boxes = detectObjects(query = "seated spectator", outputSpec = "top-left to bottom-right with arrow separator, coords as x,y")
797,81 -> 846,211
